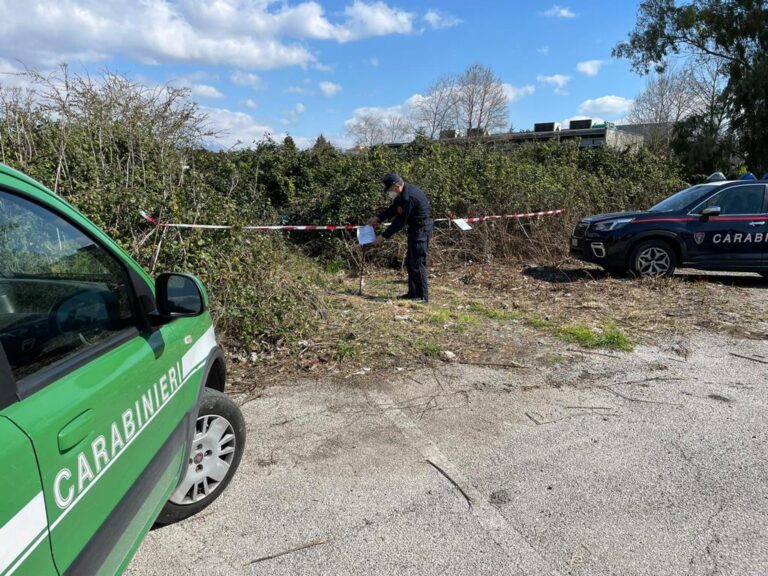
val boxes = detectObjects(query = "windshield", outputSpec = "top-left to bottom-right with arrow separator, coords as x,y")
648,184 -> 721,212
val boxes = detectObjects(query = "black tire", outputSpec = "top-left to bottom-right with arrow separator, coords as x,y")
156,388 -> 246,525
629,240 -> 676,278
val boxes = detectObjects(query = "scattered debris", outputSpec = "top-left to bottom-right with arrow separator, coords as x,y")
347,367 -> 371,378
460,360 -> 527,369
599,386 -> 683,407
525,412 -> 543,425
489,489 -> 511,506
426,459 -> 472,508
246,539 -> 329,565
566,348 -> 620,359
440,350 -> 457,362
729,352 -> 768,365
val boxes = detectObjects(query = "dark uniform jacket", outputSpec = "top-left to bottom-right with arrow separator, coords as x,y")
377,183 -> 431,239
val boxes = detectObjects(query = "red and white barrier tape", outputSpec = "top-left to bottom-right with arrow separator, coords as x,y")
140,211 -> 359,231
456,208 -> 565,223
139,208 -> 564,231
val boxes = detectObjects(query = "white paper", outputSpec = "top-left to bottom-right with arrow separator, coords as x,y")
357,224 -> 376,245
452,218 -> 472,231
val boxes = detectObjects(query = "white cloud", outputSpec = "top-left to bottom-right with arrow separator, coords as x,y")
338,1 -> 416,41
346,104 -> 404,124
502,84 -> 535,103
537,74 -> 571,95
0,0 -> 419,69
319,81 -> 342,97
537,46 -> 550,56
344,94 -> 420,128
190,84 -> 225,99
242,98 -> 258,109
279,101 -> 307,125
201,106 -> 276,149
576,60 -> 605,77
577,95 -> 634,118
230,71 -> 265,90
201,106 -> 313,150
369,57 -> 380,67
169,75 -> 225,99
423,9 -> 462,29
544,5 -> 576,18
286,85 -> 313,95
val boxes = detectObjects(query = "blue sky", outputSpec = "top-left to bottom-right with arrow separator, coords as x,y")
0,0 -> 647,148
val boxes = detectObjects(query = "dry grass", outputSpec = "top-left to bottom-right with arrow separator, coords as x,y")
227,261 -> 768,391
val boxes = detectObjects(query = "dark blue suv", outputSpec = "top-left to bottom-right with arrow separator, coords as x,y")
570,174 -> 768,277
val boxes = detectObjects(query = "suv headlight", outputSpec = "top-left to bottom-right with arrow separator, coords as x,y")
593,218 -> 634,232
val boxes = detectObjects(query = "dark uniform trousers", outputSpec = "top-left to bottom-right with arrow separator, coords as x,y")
407,218 -> 433,301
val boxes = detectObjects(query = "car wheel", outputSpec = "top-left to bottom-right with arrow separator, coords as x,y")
630,240 -> 676,278
156,388 -> 246,525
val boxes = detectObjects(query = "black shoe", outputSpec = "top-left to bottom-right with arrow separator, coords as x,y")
398,293 -> 417,300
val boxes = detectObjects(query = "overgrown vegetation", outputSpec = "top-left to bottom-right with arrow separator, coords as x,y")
0,67 -> 687,348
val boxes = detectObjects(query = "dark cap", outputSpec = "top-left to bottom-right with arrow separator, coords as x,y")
382,172 -> 403,190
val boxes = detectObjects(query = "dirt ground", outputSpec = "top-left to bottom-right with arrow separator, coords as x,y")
227,262 -> 768,389
126,263 -> 768,576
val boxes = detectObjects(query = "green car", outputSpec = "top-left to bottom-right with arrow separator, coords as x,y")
0,164 -> 245,575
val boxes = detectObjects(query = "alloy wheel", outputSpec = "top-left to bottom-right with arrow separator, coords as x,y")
170,415 -> 237,505
636,247 -> 671,277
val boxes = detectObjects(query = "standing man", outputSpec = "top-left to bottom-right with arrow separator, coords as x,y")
369,173 -> 433,303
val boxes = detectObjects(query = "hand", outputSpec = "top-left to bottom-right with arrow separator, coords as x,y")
373,235 -> 384,246
368,216 -> 380,226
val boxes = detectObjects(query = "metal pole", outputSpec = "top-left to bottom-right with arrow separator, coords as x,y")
359,245 -> 367,295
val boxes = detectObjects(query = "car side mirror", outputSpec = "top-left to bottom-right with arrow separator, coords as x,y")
701,206 -> 721,219
153,273 -> 208,323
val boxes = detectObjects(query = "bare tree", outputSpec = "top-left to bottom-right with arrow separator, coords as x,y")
626,65 -> 698,154
345,113 -> 386,147
383,115 -> 412,143
689,57 -> 729,133
455,64 -> 509,136
346,111 -> 411,147
411,75 -> 459,138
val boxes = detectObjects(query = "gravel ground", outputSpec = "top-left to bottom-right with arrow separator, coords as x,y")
127,305 -> 768,575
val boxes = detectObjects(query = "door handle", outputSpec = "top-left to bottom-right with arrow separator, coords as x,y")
749,221 -> 765,226
58,409 -> 94,453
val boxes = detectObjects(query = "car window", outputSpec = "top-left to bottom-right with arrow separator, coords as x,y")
0,191 -> 135,381
648,184 -> 720,212
695,185 -> 765,215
